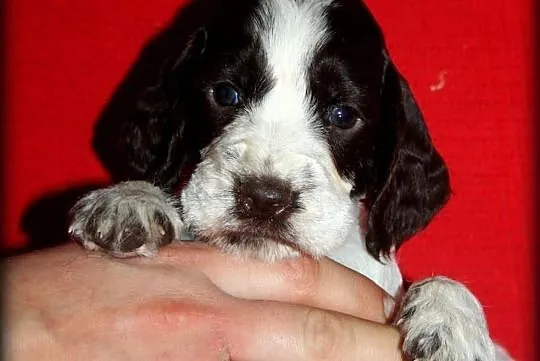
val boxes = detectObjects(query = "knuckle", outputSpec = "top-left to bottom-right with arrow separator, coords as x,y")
303,309 -> 342,360
281,256 -> 320,302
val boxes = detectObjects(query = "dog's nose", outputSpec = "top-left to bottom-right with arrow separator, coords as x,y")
235,177 -> 294,219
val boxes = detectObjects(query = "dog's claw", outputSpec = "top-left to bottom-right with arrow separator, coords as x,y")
69,181 -> 181,257
395,277 -> 496,361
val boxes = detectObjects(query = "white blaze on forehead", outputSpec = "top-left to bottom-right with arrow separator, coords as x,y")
181,0 -> 364,264
251,0 -> 332,132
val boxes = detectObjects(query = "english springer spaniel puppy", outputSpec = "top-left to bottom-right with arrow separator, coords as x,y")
69,0 -> 499,360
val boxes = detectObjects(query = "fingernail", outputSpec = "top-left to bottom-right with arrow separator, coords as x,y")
383,294 -> 396,321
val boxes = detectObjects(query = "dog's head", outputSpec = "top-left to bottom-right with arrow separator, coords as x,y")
106,0 -> 450,261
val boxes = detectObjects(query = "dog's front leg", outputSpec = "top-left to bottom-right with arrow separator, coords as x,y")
394,277 -> 496,361
69,181 -> 183,257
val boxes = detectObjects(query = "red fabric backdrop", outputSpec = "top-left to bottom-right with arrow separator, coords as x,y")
3,0 -> 534,359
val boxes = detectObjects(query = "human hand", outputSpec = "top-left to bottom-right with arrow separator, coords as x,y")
6,242 -> 403,361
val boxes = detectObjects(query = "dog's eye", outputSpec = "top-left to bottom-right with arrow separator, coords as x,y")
328,105 -> 360,129
211,82 -> 240,106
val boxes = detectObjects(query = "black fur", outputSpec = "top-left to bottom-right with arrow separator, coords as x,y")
94,0 -> 450,259
365,59 -> 450,259
94,0 -> 271,188
311,0 -> 451,258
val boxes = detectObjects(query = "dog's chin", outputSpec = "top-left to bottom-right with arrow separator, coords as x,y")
196,229 -> 304,262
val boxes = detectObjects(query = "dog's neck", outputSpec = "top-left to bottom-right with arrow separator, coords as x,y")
327,221 -> 403,298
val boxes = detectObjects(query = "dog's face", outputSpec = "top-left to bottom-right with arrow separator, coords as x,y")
108,0 -> 450,261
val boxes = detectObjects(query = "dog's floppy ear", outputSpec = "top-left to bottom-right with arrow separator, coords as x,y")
126,28 -> 208,188
365,56 -> 451,260
93,3 -> 210,189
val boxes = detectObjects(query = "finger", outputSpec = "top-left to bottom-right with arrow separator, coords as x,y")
225,300 -> 404,361
149,243 -> 389,322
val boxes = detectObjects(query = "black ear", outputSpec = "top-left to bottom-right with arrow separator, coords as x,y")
92,3 -> 211,189
365,57 -> 451,260
123,28 -> 208,188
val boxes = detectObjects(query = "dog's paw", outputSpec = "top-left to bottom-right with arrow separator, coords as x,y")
69,181 -> 182,257
395,276 -> 496,361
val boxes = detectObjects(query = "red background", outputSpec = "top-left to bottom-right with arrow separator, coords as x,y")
3,0 -> 534,359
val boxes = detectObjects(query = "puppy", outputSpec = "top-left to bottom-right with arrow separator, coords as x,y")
69,0 -> 498,360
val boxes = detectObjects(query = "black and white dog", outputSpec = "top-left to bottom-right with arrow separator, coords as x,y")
69,0 -> 499,359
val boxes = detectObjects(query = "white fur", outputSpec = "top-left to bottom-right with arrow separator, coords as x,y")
182,0 -> 368,260
396,277 -> 497,361
69,181 -> 182,255
70,2 -> 502,359
327,229 -> 403,297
